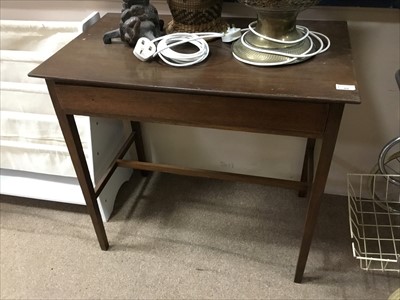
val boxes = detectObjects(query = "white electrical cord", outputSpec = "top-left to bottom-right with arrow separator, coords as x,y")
232,21 -> 331,66
151,32 -> 223,67
132,21 -> 330,67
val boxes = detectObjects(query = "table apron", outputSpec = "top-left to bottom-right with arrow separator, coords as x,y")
54,83 -> 329,138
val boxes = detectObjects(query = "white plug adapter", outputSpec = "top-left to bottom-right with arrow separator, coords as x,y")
221,26 -> 242,43
133,37 -> 156,61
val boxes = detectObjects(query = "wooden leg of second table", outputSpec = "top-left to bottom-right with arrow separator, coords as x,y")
299,138 -> 316,198
131,121 -> 149,176
131,122 -> 146,163
294,104 -> 344,283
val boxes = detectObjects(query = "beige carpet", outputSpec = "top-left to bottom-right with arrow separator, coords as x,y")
1,172 -> 399,299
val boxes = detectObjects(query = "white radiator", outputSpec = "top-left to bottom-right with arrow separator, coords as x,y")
0,12 -> 133,221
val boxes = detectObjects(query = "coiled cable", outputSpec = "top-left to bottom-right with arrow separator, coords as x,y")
232,22 -> 331,66
152,32 -> 223,67
134,21 -> 330,67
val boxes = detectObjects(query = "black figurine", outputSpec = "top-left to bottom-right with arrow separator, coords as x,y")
103,0 -> 164,47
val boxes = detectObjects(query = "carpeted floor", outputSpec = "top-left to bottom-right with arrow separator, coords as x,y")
1,172 -> 399,299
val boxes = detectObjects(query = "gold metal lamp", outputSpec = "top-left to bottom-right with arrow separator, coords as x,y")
232,0 -> 320,65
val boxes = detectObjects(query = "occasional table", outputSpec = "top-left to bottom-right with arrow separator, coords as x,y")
29,13 -> 360,283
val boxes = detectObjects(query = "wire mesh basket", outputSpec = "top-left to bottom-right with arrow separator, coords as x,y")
347,173 -> 400,272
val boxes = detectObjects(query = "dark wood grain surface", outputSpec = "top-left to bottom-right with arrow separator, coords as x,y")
30,14 -> 360,104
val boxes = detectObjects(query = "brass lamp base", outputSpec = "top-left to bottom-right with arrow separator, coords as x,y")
232,33 -> 313,65
232,0 -> 319,65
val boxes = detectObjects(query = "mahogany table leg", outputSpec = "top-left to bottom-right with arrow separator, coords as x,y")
131,122 -> 146,162
46,80 -> 109,250
131,121 -> 149,176
294,104 -> 344,283
299,138 -> 316,198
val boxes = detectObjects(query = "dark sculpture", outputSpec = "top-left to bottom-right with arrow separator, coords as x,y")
103,0 -> 164,47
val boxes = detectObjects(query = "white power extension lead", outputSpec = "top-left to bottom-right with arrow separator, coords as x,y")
233,22 -> 331,66
155,33 -> 214,67
221,26 -> 241,43
132,22 -> 329,67
132,26 -> 242,67
133,37 -> 156,62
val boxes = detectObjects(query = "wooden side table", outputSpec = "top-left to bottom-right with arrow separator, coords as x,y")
29,13 -> 360,283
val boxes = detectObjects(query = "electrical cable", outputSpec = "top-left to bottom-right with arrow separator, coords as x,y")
133,21 -> 330,67
151,32 -> 223,67
233,22 -> 331,66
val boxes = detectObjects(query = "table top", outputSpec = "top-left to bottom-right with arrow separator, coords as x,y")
30,13 -> 360,104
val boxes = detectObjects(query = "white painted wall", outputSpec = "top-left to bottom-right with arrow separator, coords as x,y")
2,1 -> 399,196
